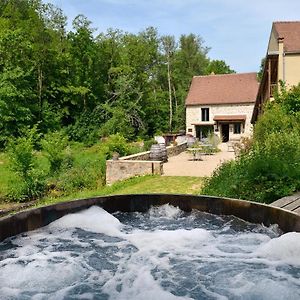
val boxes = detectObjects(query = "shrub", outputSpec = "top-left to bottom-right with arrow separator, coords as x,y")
201,160 -> 239,198
253,104 -> 297,144
233,136 -> 253,157
41,131 -> 71,174
6,129 -> 45,201
7,169 -> 46,201
54,153 -> 106,194
104,134 -> 131,158
276,83 -> 300,114
207,132 -> 221,151
202,142 -> 300,204
202,86 -> 300,203
7,137 -> 34,178
143,139 -> 157,151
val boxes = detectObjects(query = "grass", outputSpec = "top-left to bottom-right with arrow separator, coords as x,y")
1,154 -> 204,212
36,175 -> 204,208
1,143 -> 204,213
107,175 -> 203,195
0,173 -> 204,212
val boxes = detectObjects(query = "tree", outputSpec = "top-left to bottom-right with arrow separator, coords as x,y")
205,59 -> 235,75
257,58 -> 266,82
161,35 -> 176,132
0,0 -> 234,145
0,0 -> 39,146
175,34 -> 210,89
100,72 -> 145,139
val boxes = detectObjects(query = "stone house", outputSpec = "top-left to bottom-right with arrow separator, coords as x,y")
252,21 -> 300,123
185,73 -> 259,142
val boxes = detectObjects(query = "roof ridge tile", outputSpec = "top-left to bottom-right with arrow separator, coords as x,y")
193,72 -> 256,78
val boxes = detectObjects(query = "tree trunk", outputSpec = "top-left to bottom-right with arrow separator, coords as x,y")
37,65 -> 43,121
172,84 -> 177,112
167,53 -> 172,132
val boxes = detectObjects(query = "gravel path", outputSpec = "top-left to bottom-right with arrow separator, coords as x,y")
163,143 -> 235,177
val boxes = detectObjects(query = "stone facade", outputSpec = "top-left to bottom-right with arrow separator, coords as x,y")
186,103 -> 254,140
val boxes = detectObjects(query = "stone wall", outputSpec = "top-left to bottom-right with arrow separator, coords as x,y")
119,142 -> 187,161
167,142 -> 187,157
120,151 -> 150,161
106,160 -> 163,185
106,142 -> 187,185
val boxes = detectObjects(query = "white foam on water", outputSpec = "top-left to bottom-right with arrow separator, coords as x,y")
0,251 -> 84,292
128,228 -> 212,253
1,205 -> 300,299
250,279 -> 300,300
225,273 -> 300,300
49,205 -> 123,237
103,265 -> 192,300
255,232 -> 300,265
149,204 -> 183,219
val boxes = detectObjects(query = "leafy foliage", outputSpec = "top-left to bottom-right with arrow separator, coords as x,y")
4,129 -> 140,201
257,58 -> 265,82
202,84 -> 300,203
41,131 -> 71,174
205,60 -> 235,75
0,0 -> 234,147
0,0 -> 236,203
6,128 -> 46,201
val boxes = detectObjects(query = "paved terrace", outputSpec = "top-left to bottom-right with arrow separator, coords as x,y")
163,143 -> 235,177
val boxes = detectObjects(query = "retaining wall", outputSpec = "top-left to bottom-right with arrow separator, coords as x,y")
106,160 -> 163,185
166,142 -> 187,157
106,142 -> 187,184
120,150 -> 150,161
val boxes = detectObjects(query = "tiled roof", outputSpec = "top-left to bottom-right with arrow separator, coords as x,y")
213,115 -> 246,121
185,73 -> 259,106
273,21 -> 300,52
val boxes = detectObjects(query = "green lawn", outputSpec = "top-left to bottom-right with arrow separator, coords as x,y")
108,175 -> 203,195
36,175 -> 204,208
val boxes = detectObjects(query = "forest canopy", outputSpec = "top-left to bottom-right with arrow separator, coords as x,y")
0,0 -> 235,147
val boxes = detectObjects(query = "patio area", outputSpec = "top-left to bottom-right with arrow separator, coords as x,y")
163,143 -> 235,177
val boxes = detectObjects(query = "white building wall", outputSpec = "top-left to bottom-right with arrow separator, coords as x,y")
186,103 -> 254,139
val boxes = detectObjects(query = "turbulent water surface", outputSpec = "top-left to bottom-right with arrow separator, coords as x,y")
1,205 -> 300,300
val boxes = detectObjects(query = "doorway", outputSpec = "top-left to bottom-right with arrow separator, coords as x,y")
221,124 -> 229,142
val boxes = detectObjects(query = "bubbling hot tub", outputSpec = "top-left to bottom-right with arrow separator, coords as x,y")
0,194 -> 300,299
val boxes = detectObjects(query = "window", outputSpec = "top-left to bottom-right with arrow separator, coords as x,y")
201,108 -> 209,121
234,123 -> 241,134
188,128 -> 192,133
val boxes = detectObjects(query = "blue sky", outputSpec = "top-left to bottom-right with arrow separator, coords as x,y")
47,0 -> 300,73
